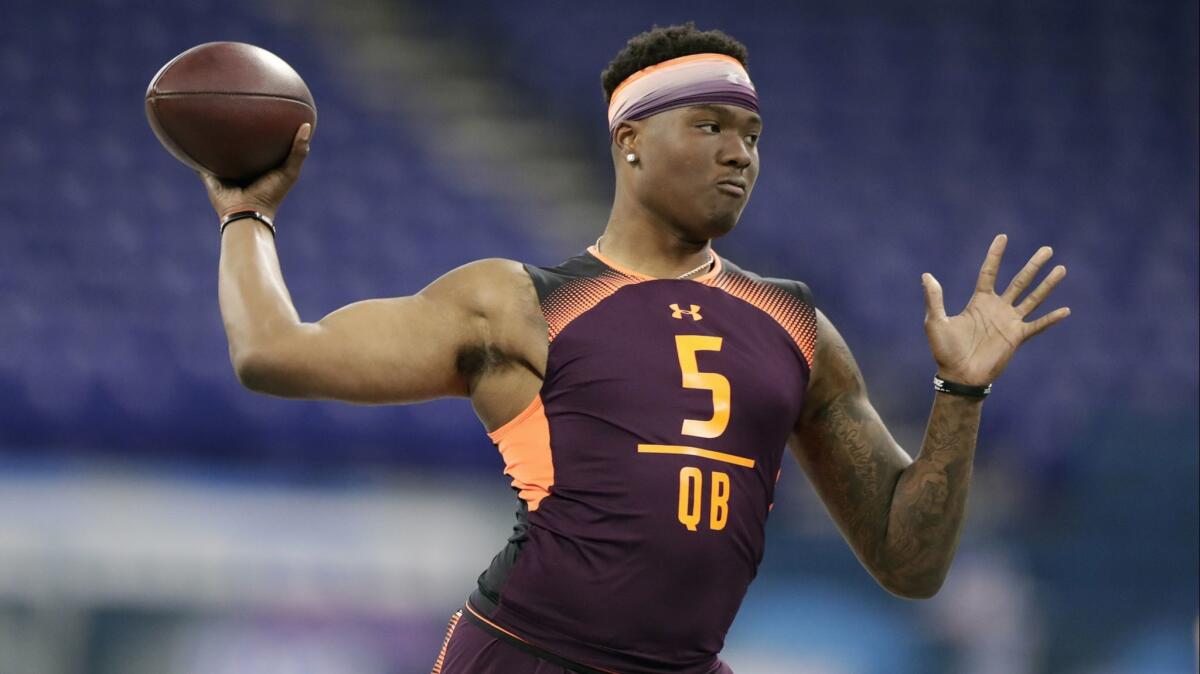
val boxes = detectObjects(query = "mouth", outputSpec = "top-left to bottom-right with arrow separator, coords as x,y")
715,179 -> 747,197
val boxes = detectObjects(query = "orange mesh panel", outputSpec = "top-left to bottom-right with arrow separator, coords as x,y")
541,268 -> 640,342
705,271 -> 818,366
487,396 -> 554,512
542,245 -> 728,341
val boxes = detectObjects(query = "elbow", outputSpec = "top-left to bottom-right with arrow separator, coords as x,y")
232,346 -> 290,395
230,326 -> 322,397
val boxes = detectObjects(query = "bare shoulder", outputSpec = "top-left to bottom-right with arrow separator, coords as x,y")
420,259 -> 547,415
420,255 -> 545,366
419,258 -> 537,317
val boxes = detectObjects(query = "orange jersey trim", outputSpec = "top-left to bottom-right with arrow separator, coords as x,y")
581,246 -> 814,365
488,395 -> 544,442
541,248 -> 725,344
585,244 -> 725,284
540,265 -> 641,342
488,395 -> 554,512
706,270 -> 817,366
465,603 -> 536,647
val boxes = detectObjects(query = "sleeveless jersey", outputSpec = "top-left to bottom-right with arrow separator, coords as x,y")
467,246 -> 817,674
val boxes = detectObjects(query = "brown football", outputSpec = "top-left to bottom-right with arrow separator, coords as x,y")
146,42 -> 316,184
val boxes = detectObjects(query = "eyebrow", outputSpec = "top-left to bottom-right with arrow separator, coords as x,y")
691,104 -> 763,127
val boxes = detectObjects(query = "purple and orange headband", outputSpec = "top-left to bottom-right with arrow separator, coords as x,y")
607,53 -> 758,138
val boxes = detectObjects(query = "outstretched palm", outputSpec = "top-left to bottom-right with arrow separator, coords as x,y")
922,235 -> 1070,387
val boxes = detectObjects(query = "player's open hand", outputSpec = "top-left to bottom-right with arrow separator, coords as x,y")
921,234 -> 1070,387
199,123 -> 312,221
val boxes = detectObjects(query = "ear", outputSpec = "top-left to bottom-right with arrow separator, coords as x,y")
613,121 -> 639,156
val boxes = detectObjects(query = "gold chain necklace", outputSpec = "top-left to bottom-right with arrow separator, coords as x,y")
595,236 -> 713,279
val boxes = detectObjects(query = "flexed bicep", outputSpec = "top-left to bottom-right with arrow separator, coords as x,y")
233,259 -> 525,404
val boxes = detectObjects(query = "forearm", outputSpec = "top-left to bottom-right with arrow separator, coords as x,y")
218,218 -> 303,368
797,234 -> 1069,598
880,392 -> 982,597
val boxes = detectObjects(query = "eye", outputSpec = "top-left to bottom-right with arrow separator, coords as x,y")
698,122 -> 720,133
744,133 -> 760,146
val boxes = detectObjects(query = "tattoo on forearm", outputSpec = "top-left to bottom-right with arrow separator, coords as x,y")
807,392 -> 900,564
824,400 -> 879,509
883,395 -> 980,593
800,315 -> 983,596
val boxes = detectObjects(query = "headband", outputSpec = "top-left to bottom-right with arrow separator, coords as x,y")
607,53 -> 758,139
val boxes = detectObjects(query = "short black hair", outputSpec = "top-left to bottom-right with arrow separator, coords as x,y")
601,22 -> 749,103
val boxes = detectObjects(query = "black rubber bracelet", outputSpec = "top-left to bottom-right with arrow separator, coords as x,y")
933,375 -> 991,398
220,210 -> 276,237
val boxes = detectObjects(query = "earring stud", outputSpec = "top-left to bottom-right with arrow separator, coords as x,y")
625,153 -> 637,164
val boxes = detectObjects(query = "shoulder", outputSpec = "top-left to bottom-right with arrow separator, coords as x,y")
713,256 -> 819,366
799,308 -> 868,422
716,256 -> 817,307
417,258 -> 538,322
422,258 -> 529,288
521,251 -> 612,303
419,257 -> 530,298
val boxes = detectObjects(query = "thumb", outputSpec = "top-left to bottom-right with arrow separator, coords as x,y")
922,273 -> 947,322
229,123 -> 312,218
278,122 -> 312,180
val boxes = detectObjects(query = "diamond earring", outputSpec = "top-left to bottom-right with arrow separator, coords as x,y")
625,153 -> 638,164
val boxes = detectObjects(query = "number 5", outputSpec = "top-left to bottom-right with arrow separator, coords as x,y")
675,335 -> 730,439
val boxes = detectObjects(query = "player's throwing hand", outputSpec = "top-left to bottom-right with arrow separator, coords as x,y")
199,122 -> 313,220
921,234 -> 1070,387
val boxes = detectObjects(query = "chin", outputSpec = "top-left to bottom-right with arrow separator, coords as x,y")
702,210 -> 741,239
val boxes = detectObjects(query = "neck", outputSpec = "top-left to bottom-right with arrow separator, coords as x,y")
598,197 -> 713,279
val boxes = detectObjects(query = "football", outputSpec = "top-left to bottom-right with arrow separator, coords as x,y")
145,42 -> 316,184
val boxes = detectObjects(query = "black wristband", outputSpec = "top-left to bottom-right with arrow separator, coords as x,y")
933,374 -> 991,398
220,210 -> 276,237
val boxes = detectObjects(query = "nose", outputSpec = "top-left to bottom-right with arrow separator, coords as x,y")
719,135 -> 753,170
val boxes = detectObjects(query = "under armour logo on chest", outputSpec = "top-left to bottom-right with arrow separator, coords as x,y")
669,303 -> 702,321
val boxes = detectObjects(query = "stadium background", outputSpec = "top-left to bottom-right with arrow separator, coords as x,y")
0,0 -> 1196,672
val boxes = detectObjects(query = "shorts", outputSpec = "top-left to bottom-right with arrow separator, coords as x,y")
430,608 -> 736,674
431,609 -> 573,673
